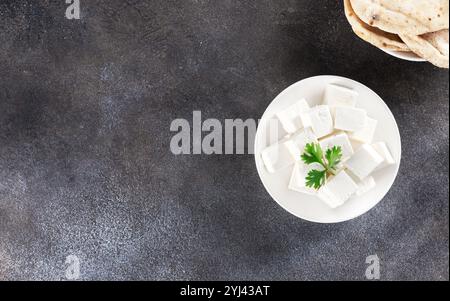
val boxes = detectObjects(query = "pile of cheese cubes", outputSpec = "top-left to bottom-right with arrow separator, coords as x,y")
261,84 -> 396,208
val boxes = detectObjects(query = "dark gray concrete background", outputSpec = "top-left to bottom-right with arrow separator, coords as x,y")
0,0 -> 448,281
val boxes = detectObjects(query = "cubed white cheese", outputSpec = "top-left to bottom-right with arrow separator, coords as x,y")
317,170 -> 358,208
323,84 -> 358,110
350,139 -> 363,153
289,162 -> 323,196
276,99 -> 310,134
261,140 -> 300,173
319,132 -> 354,160
317,188 -> 339,208
290,128 -> 318,153
345,144 -> 384,180
372,142 -> 395,170
300,105 -> 334,138
355,176 -> 376,196
350,117 -> 378,144
334,107 -> 367,132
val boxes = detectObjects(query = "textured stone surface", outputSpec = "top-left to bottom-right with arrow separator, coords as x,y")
0,0 -> 448,281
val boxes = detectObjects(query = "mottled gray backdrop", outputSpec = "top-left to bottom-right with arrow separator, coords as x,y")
0,0 -> 448,281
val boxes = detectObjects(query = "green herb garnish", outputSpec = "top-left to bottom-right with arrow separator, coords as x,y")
301,143 -> 343,190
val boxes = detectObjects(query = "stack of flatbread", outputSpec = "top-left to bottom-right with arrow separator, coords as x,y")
344,0 -> 449,68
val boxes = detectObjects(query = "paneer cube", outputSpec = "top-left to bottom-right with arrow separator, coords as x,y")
355,176 -> 376,196
317,170 -> 358,208
288,162 -> 324,196
319,132 -> 354,160
334,107 -> 367,132
300,105 -> 334,138
261,140 -> 299,173
345,144 -> 384,180
372,142 -> 395,170
290,128 -> 318,153
323,84 -> 358,110
276,99 -> 310,134
350,117 -> 378,144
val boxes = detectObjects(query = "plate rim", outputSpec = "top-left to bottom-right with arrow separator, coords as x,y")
254,75 -> 402,224
381,48 -> 427,62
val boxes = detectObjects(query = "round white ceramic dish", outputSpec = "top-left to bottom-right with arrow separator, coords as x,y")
254,75 -> 402,223
382,49 -> 426,62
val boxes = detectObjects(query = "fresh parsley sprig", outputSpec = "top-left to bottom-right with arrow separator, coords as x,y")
301,143 -> 343,190
305,169 -> 327,189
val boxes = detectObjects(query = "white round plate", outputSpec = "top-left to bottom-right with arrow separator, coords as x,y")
254,75 -> 402,223
382,49 -> 426,62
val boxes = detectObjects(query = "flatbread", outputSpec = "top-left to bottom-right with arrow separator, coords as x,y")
350,0 -> 449,36
422,29 -> 449,57
344,0 -> 410,52
400,31 -> 449,68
